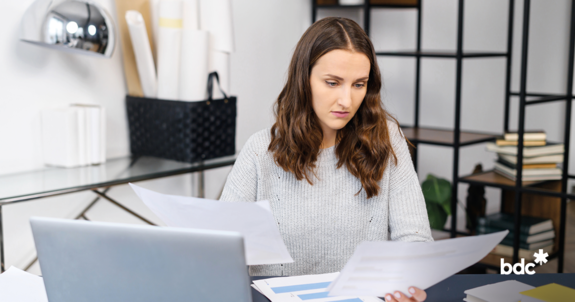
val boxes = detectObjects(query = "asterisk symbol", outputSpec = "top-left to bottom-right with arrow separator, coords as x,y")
534,249 -> 548,265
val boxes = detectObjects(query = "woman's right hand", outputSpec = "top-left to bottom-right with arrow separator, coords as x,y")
384,286 -> 427,302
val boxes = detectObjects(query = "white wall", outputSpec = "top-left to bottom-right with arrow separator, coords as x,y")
0,0 -> 572,273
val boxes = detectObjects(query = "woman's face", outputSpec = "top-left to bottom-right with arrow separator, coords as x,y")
309,49 -> 370,136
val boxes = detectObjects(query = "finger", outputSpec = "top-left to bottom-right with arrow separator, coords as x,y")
384,293 -> 398,302
408,287 -> 427,302
393,291 -> 412,302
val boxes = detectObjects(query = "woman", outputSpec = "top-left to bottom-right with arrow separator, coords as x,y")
220,17 -> 432,302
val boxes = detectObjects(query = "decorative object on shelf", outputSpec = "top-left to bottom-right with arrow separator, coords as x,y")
115,0 -> 155,97
339,0 -> 364,5
126,10 -> 157,98
421,174 -> 451,230
465,164 -> 486,233
20,0 -> 116,58
478,212 -> 555,261
41,104 -> 106,168
200,0 -> 234,99
157,0 -> 183,100
486,135 -> 565,181
126,72 -> 236,163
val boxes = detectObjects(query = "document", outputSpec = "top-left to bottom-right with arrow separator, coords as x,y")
327,231 -> 508,297
130,184 -> 294,265
464,280 -> 534,302
0,266 -> 48,302
252,273 -> 382,302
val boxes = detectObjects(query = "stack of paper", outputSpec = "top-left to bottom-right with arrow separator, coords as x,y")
519,283 -> 575,302
41,104 -> 106,167
464,280 -> 534,302
0,266 -> 48,302
252,273 -> 381,302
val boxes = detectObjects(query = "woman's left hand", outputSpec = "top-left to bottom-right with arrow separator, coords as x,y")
384,287 -> 427,302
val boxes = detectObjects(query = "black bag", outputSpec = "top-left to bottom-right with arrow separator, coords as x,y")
126,72 -> 236,163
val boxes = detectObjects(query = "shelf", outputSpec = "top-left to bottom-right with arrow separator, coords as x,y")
376,50 -> 508,58
458,170 -> 550,189
401,127 -> 498,147
509,92 -> 570,105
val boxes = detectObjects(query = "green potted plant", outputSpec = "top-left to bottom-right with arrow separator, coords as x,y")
421,174 -> 452,230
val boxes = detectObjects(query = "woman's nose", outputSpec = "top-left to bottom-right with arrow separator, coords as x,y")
337,87 -> 352,109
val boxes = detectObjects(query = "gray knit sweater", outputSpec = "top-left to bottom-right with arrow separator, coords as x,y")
220,122 -> 433,276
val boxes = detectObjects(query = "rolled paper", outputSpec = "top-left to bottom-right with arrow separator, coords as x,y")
126,10 -> 158,98
157,0 -> 183,100
149,0 -> 160,62
182,0 -> 200,30
199,0 -> 234,53
179,29 -> 209,101
208,50 -> 230,99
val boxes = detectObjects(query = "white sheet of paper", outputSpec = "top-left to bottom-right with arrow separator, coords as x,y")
464,280 -> 534,302
253,273 -> 382,302
327,231 -> 508,297
0,266 -> 48,302
130,184 -> 294,265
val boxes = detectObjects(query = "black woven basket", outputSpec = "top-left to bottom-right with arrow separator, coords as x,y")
126,72 -> 236,163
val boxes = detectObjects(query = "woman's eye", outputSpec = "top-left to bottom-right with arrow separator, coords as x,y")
354,83 -> 365,88
326,81 -> 337,87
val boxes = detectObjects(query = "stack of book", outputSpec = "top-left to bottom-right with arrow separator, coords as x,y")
477,213 -> 555,261
487,131 -> 564,181
41,104 -> 106,168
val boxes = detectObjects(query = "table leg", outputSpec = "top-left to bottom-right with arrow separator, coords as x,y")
91,190 -> 156,225
0,205 -> 4,273
199,171 -> 205,198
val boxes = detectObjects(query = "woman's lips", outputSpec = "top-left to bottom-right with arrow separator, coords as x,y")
332,111 -> 349,118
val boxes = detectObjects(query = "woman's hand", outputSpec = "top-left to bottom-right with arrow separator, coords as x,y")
384,287 -> 427,302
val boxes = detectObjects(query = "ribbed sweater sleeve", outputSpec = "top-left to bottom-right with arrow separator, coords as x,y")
387,123 -> 433,242
220,135 -> 259,202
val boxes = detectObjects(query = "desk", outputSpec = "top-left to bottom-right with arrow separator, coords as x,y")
251,274 -> 575,302
0,154 -> 237,272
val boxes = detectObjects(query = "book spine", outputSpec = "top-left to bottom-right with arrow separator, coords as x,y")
477,217 -> 530,234
476,226 -> 529,241
499,238 -> 532,249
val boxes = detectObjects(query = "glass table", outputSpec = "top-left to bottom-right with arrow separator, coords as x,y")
0,154 -> 238,272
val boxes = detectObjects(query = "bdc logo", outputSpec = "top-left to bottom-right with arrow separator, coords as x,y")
500,249 -> 549,275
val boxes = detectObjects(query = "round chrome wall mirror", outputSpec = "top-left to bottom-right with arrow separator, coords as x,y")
21,0 -> 116,58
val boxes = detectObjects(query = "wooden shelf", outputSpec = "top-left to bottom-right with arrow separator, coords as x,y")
401,127 -> 498,147
458,170 -> 550,189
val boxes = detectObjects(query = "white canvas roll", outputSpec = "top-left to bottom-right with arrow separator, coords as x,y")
208,50 -> 229,99
126,10 -> 158,98
157,0 -> 183,100
199,0 -> 234,53
149,0 -> 160,62
182,0 -> 199,30
179,29 -> 209,101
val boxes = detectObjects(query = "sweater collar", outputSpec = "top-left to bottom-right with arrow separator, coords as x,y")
317,145 -> 338,163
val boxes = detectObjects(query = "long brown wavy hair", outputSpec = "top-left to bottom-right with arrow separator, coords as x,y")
269,17 -> 400,199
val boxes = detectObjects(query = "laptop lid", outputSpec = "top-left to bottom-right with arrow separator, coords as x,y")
30,217 -> 252,302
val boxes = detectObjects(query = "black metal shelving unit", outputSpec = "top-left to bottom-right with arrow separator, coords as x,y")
312,0 -> 574,273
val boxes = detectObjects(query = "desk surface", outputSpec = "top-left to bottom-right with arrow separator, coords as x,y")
251,274 -> 575,302
0,154 -> 237,205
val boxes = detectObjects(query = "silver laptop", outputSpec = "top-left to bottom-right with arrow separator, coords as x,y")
30,217 -> 252,302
